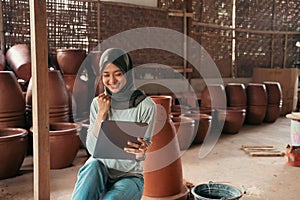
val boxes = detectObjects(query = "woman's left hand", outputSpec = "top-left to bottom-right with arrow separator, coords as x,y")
124,137 -> 148,159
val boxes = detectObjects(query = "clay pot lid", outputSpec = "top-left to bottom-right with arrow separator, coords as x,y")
286,112 -> 300,121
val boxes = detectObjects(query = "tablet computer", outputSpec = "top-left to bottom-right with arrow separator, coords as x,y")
93,120 -> 149,160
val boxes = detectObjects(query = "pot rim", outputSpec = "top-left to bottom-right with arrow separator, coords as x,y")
0,128 -> 28,140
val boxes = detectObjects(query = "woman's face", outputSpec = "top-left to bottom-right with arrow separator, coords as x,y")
102,63 -> 127,93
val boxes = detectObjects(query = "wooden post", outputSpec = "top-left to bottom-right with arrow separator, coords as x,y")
29,0 -> 50,199
0,0 -> 5,51
231,0 -> 236,78
283,34 -> 288,68
97,0 -> 101,51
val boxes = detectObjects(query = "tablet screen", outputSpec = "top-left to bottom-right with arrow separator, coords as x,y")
93,120 -> 148,160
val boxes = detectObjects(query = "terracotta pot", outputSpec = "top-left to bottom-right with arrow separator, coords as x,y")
246,83 -> 267,106
0,128 -> 28,179
245,105 -> 267,125
263,81 -> 282,105
200,84 -> 226,109
225,83 -> 247,108
0,50 -> 5,71
26,70 -> 70,126
5,44 -> 31,81
264,104 -> 282,123
30,122 -> 81,169
143,95 -> 186,198
63,74 -> 89,120
0,71 -> 26,128
182,112 -> 212,144
286,144 -> 300,167
171,116 -> 195,151
171,104 -> 190,117
217,107 -> 246,134
56,48 -> 86,74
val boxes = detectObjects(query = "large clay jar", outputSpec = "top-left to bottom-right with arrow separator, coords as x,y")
171,116 -> 195,151
225,83 -> 247,109
263,82 -> 282,123
26,70 -> 70,127
63,74 -> 89,120
171,104 -> 190,117
0,50 -> 5,71
200,84 -> 226,109
182,111 -> 212,144
56,48 -> 86,75
143,95 -> 187,199
0,128 -> 28,179
245,83 -> 267,125
217,107 -> 246,134
31,122 -> 81,169
5,44 -> 31,81
0,71 -> 26,128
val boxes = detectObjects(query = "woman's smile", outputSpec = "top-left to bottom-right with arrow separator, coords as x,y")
102,63 -> 127,93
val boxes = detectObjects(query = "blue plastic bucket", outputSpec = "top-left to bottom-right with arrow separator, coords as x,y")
191,182 -> 243,200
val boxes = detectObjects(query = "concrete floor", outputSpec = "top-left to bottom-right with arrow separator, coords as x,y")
0,116 -> 299,199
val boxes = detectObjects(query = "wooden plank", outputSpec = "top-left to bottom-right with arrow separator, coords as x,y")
0,0 -> 4,51
29,0 -> 50,199
249,152 -> 285,157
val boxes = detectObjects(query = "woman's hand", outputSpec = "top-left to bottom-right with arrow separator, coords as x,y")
97,93 -> 111,119
124,137 -> 148,160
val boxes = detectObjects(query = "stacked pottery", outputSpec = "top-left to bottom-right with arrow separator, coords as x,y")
0,50 -> 5,71
245,83 -> 267,125
0,71 -> 26,128
218,83 -> 247,134
56,48 -> 90,121
30,122 -> 81,169
182,111 -> 212,144
5,44 -> 31,82
263,82 -> 282,123
26,70 -> 70,127
143,95 -> 188,199
0,128 -> 28,179
171,116 -> 195,151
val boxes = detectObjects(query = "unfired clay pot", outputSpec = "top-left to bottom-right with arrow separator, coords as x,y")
0,71 -> 26,128
225,83 -> 247,108
5,44 -> 31,81
172,116 -> 195,151
0,128 -> 28,179
56,48 -> 86,74
217,107 -> 246,134
143,95 -> 187,199
182,111 -> 212,144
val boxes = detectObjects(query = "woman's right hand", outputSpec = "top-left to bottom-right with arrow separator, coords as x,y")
97,93 -> 111,119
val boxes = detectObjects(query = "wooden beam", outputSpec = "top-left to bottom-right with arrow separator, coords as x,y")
29,0 -> 50,199
0,0 -> 5,51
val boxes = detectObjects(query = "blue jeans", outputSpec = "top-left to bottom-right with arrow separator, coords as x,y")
72,159 -> 144,200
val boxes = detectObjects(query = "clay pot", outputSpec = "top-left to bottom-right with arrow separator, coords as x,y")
245,105 -> 267,125
171,104 -> 190,117
182,111 -> 212,144
0,50 -> 5,71
143,95 -> 186,199
0,128 -> 28,179
263,81 -> 282,105
63,74 -> 89,120
217,107 -> 246,134
264,104 -> 282,123
26,70 -> 70,127
56,48 -> 86,74
5,44 -> 31,81
171,116 -> 195,151
225,83 -> 247,108
200,84 -> 226,109
30,122 -> 81,169
246,83 -> 267,106
286,144 -> 300,167
0,71 -> 26,128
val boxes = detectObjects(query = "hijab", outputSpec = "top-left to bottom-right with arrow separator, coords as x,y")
99,48 -> 147,109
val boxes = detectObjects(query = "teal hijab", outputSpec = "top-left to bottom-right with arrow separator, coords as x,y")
99,48 -> 146,109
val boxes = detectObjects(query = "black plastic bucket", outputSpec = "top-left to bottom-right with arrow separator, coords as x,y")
191,182 -> 243,200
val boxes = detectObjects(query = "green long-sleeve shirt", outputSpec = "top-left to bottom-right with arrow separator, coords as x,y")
85,96 -> 156,179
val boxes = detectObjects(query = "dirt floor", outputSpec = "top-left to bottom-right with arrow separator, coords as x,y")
0,116 -> 299,199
